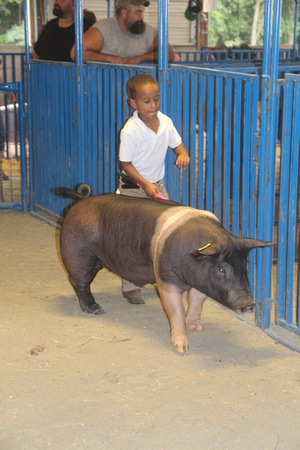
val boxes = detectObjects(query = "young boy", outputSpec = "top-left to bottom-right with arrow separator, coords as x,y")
118,73 -> 190,304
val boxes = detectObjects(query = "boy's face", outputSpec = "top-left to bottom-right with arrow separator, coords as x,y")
130,82 -> 160,122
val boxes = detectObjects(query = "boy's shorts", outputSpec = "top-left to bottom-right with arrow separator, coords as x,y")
117,175 -> 169,200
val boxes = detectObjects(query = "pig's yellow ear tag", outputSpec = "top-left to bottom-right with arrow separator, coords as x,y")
198,243 -> 212,251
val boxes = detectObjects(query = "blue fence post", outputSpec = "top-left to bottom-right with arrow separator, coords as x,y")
256,0 -> 283,329
75,0 -> 86,183
17,82 -> 29,212
294,0 -> 298,58
158,0 -> 169,115
24,0 -> 35,211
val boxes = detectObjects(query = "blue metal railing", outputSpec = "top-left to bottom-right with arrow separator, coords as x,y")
276,73 -> 300,335
0,52 -> 26,83
175,48 -> 294,63
0,81 -> 28,211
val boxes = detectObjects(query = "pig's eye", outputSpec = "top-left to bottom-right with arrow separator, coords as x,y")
219,266 -> 226,275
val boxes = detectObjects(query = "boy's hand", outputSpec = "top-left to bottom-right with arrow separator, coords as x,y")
144,181 -> 163,199
175,154 -> 190,169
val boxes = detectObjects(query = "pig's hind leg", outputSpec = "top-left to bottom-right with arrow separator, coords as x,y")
64,253 -> 105,315
185,288 -> 206,332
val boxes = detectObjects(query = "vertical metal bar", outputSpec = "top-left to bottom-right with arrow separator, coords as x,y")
214,76 -> 223,220
223,77 -> 232,231
74,0 -> 85,182
90,66 -> 98,191
71,64 -> 78,188
65,66 -> 72,188
276,77 -> 292,321
158,0 -> 169,114
242,80 -> 251,238
206,75 -> 214,213
97,67 -> 104,193
173,69 -> 182,203
24,0 -> 34,210
103,67 -> 110,193
256,75 -> 271,328
293,0 -> 298,57
24,0 -> 31,66
109,68 -> 116,192
182,71 -> 190,205
232,79 -> 242,237
189,72 -> 197,208
167,67 -> 176,199
285,78 -> 300,323
197,73 -> 206,210
258,0 -> 283,328
248,76 -> 259,293
262,0 -> 273,77
17,83 -> 28,211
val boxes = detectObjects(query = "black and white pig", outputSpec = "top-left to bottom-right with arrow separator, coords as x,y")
57,186 -> 274,353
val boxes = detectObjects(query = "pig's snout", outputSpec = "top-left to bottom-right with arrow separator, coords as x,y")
235,298 -> 256,314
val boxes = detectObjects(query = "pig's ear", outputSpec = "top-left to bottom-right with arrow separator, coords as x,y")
238,238 -> 275,253
192,242 -> 219,258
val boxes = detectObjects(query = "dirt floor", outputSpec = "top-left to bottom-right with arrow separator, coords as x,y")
1,210 -> 300,450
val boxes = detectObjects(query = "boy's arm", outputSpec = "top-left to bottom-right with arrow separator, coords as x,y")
173,143 -> 190,169
121,161 -> 163,198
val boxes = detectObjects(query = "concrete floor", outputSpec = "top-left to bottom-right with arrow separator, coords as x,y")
1,210 -> 300,449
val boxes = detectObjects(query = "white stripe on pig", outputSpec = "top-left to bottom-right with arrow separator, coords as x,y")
151,206 -> 219,269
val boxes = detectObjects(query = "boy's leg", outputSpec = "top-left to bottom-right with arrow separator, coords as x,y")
118,180 -> 147,304
122,279 -> 145,304
155,180 -> 169,199
117,178 -> 169,305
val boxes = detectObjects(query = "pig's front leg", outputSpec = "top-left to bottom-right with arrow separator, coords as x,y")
157,281 -> 189,353
185,288 -> 206,332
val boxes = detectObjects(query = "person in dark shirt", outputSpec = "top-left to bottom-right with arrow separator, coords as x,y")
33,0 -> 93,62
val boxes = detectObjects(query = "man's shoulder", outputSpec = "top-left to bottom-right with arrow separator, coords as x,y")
43,18 -> 59,30
93,17 -> 116,31
36,18 -> 59,40
144,22 -> 155,33
144,22 -> 157,39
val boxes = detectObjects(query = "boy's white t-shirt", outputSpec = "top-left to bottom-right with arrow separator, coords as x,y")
119,110 -> 182,183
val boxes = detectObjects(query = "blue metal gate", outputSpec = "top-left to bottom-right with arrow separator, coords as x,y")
0,80 -> 28,211
28,61 -> 156,220
26,59 -> 300,350
275,73 -> 300,341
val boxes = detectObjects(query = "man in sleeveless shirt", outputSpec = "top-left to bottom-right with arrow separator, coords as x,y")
70,0 -> 175,65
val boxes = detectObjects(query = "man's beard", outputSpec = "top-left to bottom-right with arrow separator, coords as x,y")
53,4 -> 63,18
129,20 -> 146,35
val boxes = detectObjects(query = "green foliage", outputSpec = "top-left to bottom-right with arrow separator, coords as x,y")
0,0 -> 24,43
208,0 -> 298,47
208,0 -> 263,46
0,23 -> 24,44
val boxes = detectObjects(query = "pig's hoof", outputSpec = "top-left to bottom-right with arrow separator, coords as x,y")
186,320 -> 203,333
173,343 -> 189,354
171,334 -> 189,354
80,302 -> 105,315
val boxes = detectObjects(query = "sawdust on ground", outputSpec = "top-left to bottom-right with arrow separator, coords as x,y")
1,210 -> 300,449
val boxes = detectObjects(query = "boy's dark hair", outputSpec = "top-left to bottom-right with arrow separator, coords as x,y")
127,74 -> 159,99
